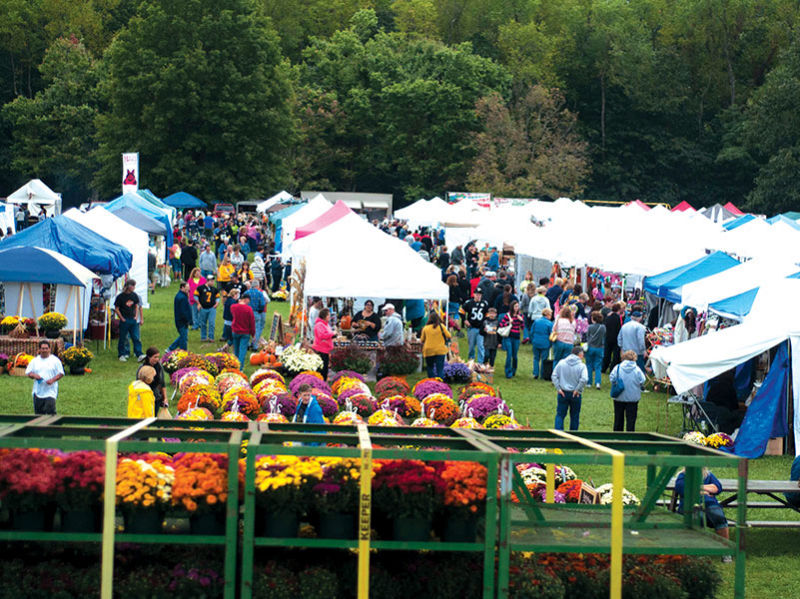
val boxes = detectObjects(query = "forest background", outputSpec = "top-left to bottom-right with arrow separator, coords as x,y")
2,0 -> 800,213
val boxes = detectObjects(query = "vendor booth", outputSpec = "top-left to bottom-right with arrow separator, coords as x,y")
5,179 -> 61,217
0,215 -> 132,278
278,194 -> 331,257
105,192 -> 173,246
107,205 -> 168,236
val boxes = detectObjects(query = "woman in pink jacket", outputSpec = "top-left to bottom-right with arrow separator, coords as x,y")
312,308 -> 335,381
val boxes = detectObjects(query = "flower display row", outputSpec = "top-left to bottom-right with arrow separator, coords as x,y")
683,430 -> 734,449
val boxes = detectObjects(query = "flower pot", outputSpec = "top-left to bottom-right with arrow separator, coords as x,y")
61,507 -> 102,533
189,511 -> 226,535
69,365 -> 86,376
391,517 -> 431,542
44,329 -> 61,339
11,508 -> 54,532
443,515 -> 478,543
317,512 -> 356,539
259,510 -> 299,537
123,509 -> 163,534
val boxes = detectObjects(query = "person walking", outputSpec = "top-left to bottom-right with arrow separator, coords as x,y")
520,285 -> 535,343
420,311 -> 451,379
545,278 -> 564,310
219,288 -> 240,350
312,308 -> 335,381
114,279 -> 144,362
25,340 -> 64,415
531,307 -> 554,379
137,347 -> 168,410
231,293 -> 255,370
127,366 -> 156,418
195,275 -> 221,343
245,280 -> 269,350
217,255 -> 235,293
528,286 -> 549,322
602,302 -> 624,372
552,346 -> 588,431
482,307 -> 500,367
186,268 -> 206,330
269,256 -> 283,292
180,238 -> 197,280
198,244 -> 217,278
552,306 -> 576,367
378,303 -> 404,347
586,311 -> 606,389
499,300 -> 525,378
609,350 -> 646,431
618,310 -> 647,371
461,289 -> 488,362
168,281 -> 192,351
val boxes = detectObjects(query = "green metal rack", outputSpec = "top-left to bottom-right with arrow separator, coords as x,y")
0,418 -> 748,598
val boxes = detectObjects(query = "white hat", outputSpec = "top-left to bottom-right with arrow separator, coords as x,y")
382,303 -> 395,312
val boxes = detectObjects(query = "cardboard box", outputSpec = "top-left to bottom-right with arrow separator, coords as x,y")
765,437 -> 784,456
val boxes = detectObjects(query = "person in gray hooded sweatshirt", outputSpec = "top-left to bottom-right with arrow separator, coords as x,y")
552,346 -> 588,430
609,350 -> 646,431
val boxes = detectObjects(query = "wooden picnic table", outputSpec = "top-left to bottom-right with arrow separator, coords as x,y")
664,478 -> 800,528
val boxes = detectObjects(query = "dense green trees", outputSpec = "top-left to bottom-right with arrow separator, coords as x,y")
0,0 -> 799,211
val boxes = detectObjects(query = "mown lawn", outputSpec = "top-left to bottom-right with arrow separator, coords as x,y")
0,281 -> 796,598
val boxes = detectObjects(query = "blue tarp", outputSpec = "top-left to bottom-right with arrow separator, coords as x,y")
710,271 -> 800,318
767,214 -> 800,231
105,193 -> 173,246
163,191 -> 206,209
269,203 -> 304,224
733,342 -> 789,458
643,252 -> 739,303
108,205 -> 168,236
0,216 -> 132,277
722,214 -> 755,230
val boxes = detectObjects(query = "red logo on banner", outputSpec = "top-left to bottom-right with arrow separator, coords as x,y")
123,170 -> 137,185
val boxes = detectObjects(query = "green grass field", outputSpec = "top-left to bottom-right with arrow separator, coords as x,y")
0,281 -> 797,597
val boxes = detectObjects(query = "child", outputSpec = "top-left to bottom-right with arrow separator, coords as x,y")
482,307 -> 499,367
127,366 -> 156,418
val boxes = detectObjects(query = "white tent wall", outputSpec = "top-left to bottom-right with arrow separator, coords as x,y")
0,204 -> 15,234
257,190 -> 293,213
64,207 -> 150,308
4,282 -> 44,320
54,283 -> 92,332
279,195 -> 331,258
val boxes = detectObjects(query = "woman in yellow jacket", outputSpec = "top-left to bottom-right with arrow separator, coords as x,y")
127,366 -> 156,418
217,256 -> 236,292
420,310 -> 451,379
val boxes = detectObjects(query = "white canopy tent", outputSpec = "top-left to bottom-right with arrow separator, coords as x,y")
257,190 -> 293,213
394,197 -> 456,229
680,257 -> 800,311
279,195 -> 331,258
291,211 -> 448,300
0,203 -> 15,235
64,207 -> 151,308
6,179 -> 62,217
650,279 -> 800,452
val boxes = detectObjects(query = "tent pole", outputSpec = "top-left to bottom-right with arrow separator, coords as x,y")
73,286 -> 78,346
16,284 -> 23,317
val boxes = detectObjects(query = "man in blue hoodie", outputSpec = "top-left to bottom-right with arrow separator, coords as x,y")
551,346 -> 588,430
609,350 -> 646,431
293,384 -> 324,424
168,281 -> 192,351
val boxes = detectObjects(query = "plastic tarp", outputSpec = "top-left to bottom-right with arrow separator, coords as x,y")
105,193 -> 173,246
65,207 -> 150,308
767,214 -> 800,231
291,212 -> 448,300
671,201 -> 695,212
257,190 -> 293,213
650,279 -> 800,454
0,215 -> 132,277
722,214 -> 756,230
279,195 -> 332,257
107,205 -> 168,236
295,200 -> 352,240
643,252 -> 739,303
163,191 -> 206,209
680,257 -> 800,311
731,342 -> 789,458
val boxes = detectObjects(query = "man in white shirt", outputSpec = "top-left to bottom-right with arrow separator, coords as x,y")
25,340 -> 64,414
379,304 -> 404,346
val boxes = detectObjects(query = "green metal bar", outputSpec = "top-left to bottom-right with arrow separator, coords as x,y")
734,459 -> 748,599
631,466 -> 679,523
483,452 -> 498,599
496,458 -> 512,599
223,430 -> 242,599
683,467 -> 700,528
510,467 -> 545,523
240,429 -> 262,599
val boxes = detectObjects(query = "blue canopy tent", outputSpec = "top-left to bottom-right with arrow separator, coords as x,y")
137,189 -> 177,220
722,214 -> 756,230
163,191 -> 206,209
643,251 -> 740,303
105,193 -> 173,246
709,271 -> 800,320
767,214 -> 800,231
269,203 -> 306,253
0,216 -> 132,277
779,211 -> 800,221
108,205 -> 168,236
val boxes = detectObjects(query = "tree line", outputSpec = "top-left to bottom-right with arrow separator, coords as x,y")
1,0 -> 799,212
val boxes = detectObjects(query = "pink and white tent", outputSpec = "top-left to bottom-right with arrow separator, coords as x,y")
672,201 -> 695,212
295,200 -> 353,240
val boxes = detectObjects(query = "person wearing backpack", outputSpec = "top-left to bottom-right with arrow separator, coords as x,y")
609,350 -> 646,431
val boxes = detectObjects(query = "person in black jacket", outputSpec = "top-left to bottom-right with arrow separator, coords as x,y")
180,239 -> 198,280
545,279 -> 564,310
168,281 -> 192,351
602,302 -> 623,372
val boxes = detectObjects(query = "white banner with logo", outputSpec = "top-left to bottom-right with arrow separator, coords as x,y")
122,152 -> 139,194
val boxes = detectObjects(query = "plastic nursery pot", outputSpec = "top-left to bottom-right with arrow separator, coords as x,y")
11,507 -> 55,532
69,365 -> 86,375
123,508 -> 164,534
258,510 -> 299,538
317,512 -> 356,539
61,507 -> 102,533
44,330 -> 61,339
189,511 -> 226,536
392,517 -> 432,542
442,515 -> 479,543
